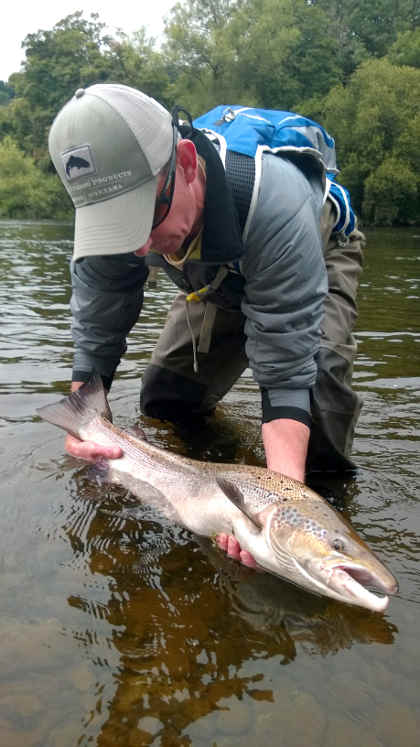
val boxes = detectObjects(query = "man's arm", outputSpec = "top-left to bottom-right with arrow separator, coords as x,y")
241,153 -> 327,479
65,253 -> 147,459
262,418 -> 309,482
70,253 -> 148,386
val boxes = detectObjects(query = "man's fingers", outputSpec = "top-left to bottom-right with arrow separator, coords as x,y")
215,533 -> 257,568
227,535 -> 241,560
239,550 -> 257,568
65,434 -> 122,461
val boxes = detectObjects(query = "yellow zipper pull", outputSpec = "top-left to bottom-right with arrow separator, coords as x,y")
186,285 -> 211,303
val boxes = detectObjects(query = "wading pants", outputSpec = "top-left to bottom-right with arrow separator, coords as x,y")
140,199 -> 366,474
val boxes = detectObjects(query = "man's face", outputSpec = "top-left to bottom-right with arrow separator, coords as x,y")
134,140 -> 201,257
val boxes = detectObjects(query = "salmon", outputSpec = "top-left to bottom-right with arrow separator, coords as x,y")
37,375 -> 398,612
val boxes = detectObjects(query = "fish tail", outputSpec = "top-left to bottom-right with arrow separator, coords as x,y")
36,374 -> 111,439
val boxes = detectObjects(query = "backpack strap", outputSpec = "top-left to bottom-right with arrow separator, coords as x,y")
225,150 -> 256,235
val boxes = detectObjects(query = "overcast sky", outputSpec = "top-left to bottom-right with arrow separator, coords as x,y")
1,0 -> 176,81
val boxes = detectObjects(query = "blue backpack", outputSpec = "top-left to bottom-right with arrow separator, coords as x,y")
193,105 -> 355,238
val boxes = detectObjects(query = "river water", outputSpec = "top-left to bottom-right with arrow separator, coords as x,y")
0,220 -> 419,746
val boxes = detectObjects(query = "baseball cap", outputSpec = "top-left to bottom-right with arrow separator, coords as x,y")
48,83 -> 174,260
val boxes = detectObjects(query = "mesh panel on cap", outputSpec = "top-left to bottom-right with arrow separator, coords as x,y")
88,84 -> 173,175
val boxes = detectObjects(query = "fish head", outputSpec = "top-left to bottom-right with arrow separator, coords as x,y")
261,498 -> 398,612
216,475 -> 397,612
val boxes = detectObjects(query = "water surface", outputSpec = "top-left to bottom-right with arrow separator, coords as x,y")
0,221 -> 419,746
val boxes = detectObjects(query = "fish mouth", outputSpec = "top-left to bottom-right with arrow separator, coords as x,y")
325,563 -> 398,612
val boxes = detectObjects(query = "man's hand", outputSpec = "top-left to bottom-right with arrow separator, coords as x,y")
65,433 -> 123,462
65,381 -> 123,462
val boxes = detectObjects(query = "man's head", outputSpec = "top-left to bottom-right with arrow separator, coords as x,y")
49,84 -> 179,261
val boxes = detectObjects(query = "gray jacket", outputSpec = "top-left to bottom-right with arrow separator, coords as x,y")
70,146 -> 327,421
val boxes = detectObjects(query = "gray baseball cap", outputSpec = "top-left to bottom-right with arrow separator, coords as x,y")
48,83 -> 173,260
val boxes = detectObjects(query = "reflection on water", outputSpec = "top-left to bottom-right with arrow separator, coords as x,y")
0,221 -> 419,745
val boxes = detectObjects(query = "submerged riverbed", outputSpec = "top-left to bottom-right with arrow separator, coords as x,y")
0,220 -> 419,746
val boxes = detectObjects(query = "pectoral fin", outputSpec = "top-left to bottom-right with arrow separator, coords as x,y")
216,477 -> 262,530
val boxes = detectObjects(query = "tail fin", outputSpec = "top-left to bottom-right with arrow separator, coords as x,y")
37,374 -> 111,438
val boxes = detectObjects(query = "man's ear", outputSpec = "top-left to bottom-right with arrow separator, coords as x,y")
176,139 -> 198,184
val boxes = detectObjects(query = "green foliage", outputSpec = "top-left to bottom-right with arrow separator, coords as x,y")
303,58 -> 420,223
388,28 -> 420,68
164,0 -> 345,112
0,81 -> 14,106
9,12 -> 118,154
315,0 -> 420,60
105,29 -> 171,106
228,0 -> 343,108
163,0 -> 241,112
363,157 -> 419,224
17,12 -> 114,109
1,11 -> 172,155
0,136 -> 72,219
1,1 -> 420,223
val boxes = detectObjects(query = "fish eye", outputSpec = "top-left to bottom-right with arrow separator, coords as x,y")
331,536 -> 346,553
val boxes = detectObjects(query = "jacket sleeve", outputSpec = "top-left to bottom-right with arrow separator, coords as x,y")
240,153 -> 327,425
70,253 -> 148,388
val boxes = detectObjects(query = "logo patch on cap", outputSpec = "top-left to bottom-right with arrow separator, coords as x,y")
62,145 -> 96,181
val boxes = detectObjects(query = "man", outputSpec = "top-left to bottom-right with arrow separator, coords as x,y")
48,83 -> 365,563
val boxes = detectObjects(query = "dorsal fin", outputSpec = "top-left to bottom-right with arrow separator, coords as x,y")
216,477 -> 262,529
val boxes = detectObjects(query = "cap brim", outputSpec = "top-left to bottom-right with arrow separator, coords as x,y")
72,176 -> 158,260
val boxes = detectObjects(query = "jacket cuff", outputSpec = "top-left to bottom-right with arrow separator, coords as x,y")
72,369 -> 113,391
261,387 -> 312,428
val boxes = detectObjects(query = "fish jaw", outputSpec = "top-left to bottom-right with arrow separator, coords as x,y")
290,556 -> 396,612
246,536 -> 396,612
309,555 -> 398,611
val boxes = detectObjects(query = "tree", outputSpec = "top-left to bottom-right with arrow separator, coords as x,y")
105,29 -> 171,106
8,12 -> 117,156
163,0 -> 241,112
314,0 -> 420,61
228,0 -> 343,108
0,136 -> 71,218
0,81 -> 14,106
17,12 -> 114,112
388,28 -> 420,68
302,57 -> 420,223
1,12 -> 171,159
363,157 -> 418,224
164,0 -> 347,112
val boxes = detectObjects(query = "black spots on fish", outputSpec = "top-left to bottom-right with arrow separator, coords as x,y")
255,473 -> 273,483
302,518 -> 328,541
272,507 -> 328,540
279,486 -> 294,501
330,536 -> 346,553
272,506 -> 303,528
265,491 -> 288,503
